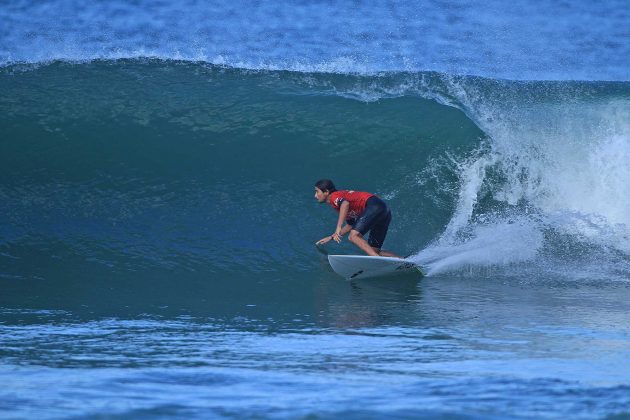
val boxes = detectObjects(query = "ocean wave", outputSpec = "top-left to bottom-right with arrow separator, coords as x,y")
1,60 -> 628,281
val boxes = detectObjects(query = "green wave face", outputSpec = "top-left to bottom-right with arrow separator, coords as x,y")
1,60 -> 629,288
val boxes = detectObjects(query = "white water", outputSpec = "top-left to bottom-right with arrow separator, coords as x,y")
412,81 -> 630,278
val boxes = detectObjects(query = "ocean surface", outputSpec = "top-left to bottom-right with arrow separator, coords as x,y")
1,1 -> 629,418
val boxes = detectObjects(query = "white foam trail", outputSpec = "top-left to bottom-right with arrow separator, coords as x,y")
411,218 -> 543,276
440,150 -> 496,243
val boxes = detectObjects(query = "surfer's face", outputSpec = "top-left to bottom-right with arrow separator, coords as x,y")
314,187 -> 329,203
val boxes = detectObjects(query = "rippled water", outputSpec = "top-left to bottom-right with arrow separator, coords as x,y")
2,275 -> 630,418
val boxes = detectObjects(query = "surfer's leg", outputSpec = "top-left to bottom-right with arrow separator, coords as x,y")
351,197 -> 398,256
348,231 -> 400,258
348,230 -> 380,256
367,210 -> 400,257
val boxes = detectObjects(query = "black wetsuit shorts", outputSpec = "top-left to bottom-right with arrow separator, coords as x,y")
349,196 -> 392,249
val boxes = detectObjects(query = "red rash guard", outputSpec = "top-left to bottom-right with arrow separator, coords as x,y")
328,190 -> 375,222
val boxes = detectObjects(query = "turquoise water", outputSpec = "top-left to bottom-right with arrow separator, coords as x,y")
1,1 -> 630,418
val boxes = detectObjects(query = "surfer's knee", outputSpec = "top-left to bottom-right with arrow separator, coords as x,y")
348,230 -> 362,243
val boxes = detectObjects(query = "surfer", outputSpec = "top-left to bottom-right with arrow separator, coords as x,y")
314,179 -> 400,258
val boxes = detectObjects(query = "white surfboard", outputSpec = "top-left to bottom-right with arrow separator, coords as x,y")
327,254 -> 424,279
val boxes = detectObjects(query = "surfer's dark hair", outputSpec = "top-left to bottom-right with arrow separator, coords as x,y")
315,179 -> 337,193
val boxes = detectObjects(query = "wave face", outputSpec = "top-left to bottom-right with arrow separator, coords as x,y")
1,60 -> 628,284
1,0 -> 629,80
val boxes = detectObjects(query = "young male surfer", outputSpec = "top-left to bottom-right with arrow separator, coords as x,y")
314,179 -> 400,258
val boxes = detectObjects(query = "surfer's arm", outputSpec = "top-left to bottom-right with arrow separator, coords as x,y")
316,224 -> 352,246
339,224 -> 353,235
316,201 -> 350,245
332,201 -> 350,242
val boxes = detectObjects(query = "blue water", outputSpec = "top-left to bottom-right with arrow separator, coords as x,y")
2,0 -> 629,80
1,1 -> 629,418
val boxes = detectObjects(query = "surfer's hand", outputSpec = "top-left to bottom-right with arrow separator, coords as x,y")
332,232 -> 342,243
316,236 -> 332,245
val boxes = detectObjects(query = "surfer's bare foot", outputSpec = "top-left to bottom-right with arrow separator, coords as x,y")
377,249 -> 401,258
